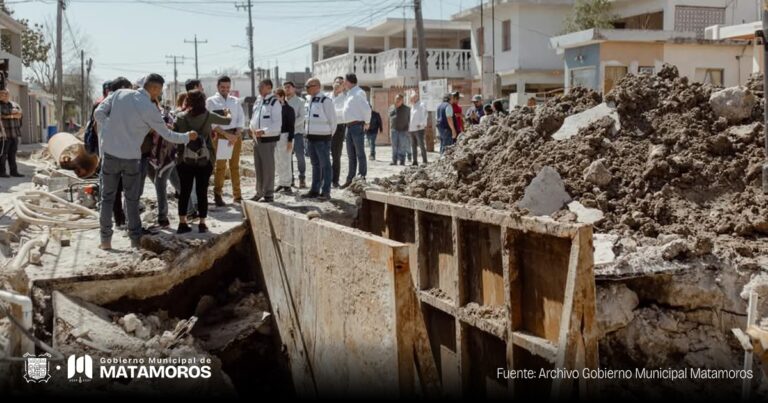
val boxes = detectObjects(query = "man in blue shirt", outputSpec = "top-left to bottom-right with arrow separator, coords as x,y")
95,73 -> 198,250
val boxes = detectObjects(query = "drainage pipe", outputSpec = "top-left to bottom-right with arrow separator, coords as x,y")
0,290 -> 33,354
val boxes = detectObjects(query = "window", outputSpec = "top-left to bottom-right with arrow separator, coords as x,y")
638,66 -> 655,75
696,68 -> 724,86
502,20 -> 511,52
570,67 -> 597,91
604,66 -> 628,93
476,27 -> 484,56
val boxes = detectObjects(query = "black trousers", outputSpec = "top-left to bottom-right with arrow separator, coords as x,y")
331,123 -> 346,184
0,136 -> 18,175
177,162 -> 212,218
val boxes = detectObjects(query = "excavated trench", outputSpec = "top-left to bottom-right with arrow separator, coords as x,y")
31,229 -> 295,398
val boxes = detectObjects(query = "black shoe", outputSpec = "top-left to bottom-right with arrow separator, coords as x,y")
177,223 -> 192,234
249,195 -> 262,202
214,194 -> 226,207
369,156 -> 375,161
332,182 -> 340,188
141,227 -> 157,235
318,194 -> 331,201
158,218 -> 170,228
389,162 -> 397,166
399,162 -> 405,166
10,172 -> 23,178
261,197 -> 274,203
412,162 -> 419,167
198,223 -> 208,233
282,187 -> 293,195
299,179 -> 307,189
115,217 -> 126,227
234,197 -> 243,203
0,173 -> 8,178
339,181 -> 352,189
301,191 -> 319,199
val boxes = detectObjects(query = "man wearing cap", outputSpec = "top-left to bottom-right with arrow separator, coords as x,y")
436,94 -> 457,154
94,73 -> 198,250
466,94 -> 484,126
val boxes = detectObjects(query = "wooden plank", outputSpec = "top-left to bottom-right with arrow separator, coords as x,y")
733,328 -> 754,351
418,290 -> 457,316
363,190 -> 584,238
244,202 -> 411,398
510,331 -> 558,363
453,216 -> 464,307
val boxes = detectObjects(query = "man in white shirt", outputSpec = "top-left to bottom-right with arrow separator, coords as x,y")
206,75 -> 245,206
408,92 -> 428,166
340,73 -> 371,189
248,79 -> 282,202
329,76 -> 347,188
301,77 -> 337,200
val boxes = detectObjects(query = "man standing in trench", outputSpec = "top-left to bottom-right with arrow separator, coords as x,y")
95,73 -> 198,250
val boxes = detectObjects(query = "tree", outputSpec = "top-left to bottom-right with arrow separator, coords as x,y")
563,0 -> 618,33
20,19 -> 50,67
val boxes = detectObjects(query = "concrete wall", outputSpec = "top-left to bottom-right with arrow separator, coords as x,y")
611,0 -> 758,30
663,42 -> 754,87
243,202 -> 414,397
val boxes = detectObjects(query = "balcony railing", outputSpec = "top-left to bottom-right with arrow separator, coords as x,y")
314,48 -> 473,85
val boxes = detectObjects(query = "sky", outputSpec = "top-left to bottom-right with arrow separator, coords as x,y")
4,0 -> 470,89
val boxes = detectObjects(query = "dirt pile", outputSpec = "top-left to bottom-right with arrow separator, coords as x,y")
376,65 -> 768,240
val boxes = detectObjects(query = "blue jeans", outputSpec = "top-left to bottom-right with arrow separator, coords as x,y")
154,165 -> 174,222
100,153 -> 143,243
438,127 -> 454,154
366,132 -> 377,159
308,138 -> 332,196
391,130 -> 409,163
345,123 -> 367,181
293,133 -> 306,181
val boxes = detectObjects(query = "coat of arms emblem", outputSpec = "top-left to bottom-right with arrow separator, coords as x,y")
23,352 -> 52,383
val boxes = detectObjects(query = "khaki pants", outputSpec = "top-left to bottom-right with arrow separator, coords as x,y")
212,135 -> 242,199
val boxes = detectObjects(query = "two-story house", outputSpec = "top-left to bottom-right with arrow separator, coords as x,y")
451,0 -> 573,106
549,0 -> 759,94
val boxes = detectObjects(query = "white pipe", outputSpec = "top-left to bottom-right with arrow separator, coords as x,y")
0,290 -> 34,354
9,227 -> 50,272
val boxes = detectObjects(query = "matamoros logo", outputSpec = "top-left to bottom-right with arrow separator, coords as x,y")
67,354 -> 93,383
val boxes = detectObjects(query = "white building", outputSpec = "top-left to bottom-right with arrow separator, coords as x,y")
451,0 -> 573,106
311,18 -> 473,88
0,11 -> 32,142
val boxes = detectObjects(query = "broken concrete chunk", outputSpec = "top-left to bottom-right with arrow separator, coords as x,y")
709,86 -> 756,123
567,201 -> 605,224
516,166 -> 571,216
597,283 -> 639,336
552,102 -> 621,141
584,159 -> 612,187
661,239 -> 689,260
594,233 -> 619,266
119,313 -> 142,333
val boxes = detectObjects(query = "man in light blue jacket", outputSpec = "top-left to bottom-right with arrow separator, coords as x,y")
95,73 -> 198,250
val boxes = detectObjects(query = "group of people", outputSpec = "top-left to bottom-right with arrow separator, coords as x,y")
86,69 -> 510,250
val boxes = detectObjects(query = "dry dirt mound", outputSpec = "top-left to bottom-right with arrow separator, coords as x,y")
376,65 -> 768,240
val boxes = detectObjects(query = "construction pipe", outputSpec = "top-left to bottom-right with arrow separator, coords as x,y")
47,132 -> 99,178
9,227 -> 50,271
12,191 -> 99,230
0,290 -> 33,354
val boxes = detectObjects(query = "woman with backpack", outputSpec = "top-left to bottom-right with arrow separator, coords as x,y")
274,88 -> 295,193
173,90 -> 232,234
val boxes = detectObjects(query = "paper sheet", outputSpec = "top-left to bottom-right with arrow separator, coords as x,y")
216,139 -> 234,160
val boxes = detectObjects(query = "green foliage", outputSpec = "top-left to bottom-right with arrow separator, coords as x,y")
20,19 -> 51,67
563,0 -> 618,33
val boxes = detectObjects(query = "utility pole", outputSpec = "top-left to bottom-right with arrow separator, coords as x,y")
86,57 -> 92,112
414,0 -> 428,81
56,0 -> 64,132
80,49 -> 84,124
184,34 -> 208,79
235,0 -> 255,101
165,55 -> 186,103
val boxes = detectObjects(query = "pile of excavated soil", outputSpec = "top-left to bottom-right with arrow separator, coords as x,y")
376,66 -> 768,241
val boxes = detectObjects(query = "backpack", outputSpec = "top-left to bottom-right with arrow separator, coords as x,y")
181,113 -> 211,166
